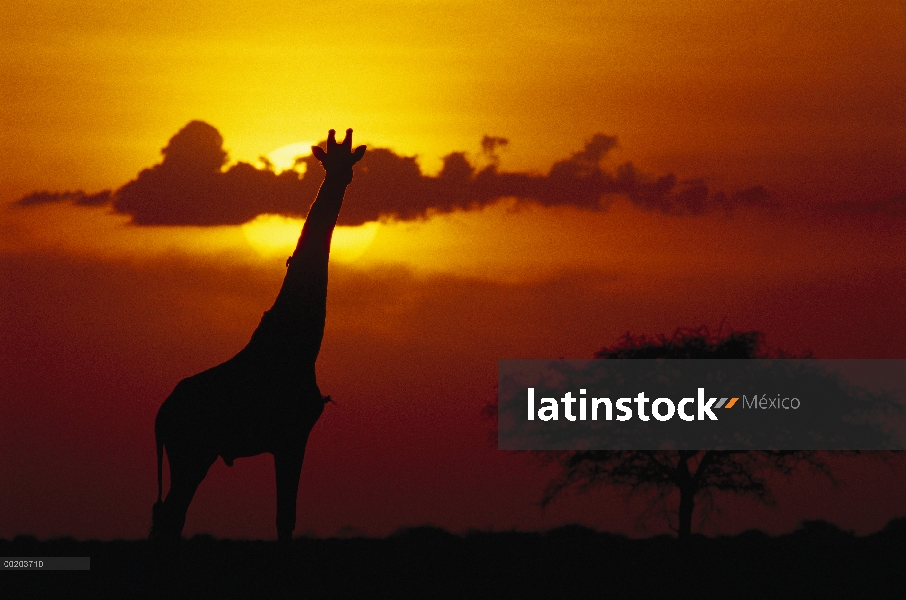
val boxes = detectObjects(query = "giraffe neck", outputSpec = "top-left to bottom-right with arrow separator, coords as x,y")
293,173 -> 351,256
245,173 -> 350,370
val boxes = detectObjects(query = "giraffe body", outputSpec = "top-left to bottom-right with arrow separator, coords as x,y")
150,130 -> 365,543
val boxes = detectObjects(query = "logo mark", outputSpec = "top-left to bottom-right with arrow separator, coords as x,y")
715,397 -> 739,409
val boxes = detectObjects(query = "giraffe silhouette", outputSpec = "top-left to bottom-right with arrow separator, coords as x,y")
150,129 -> 366,543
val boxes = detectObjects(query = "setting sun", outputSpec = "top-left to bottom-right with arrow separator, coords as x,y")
265,141 -> 315,173
241,213 -> 379,262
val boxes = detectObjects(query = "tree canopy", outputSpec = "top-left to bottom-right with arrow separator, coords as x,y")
539,327 -> 887,540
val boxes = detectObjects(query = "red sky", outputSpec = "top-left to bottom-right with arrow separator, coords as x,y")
1,1 -> 905,540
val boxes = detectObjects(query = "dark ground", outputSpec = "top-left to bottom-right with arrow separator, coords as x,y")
2,520 -> 905,599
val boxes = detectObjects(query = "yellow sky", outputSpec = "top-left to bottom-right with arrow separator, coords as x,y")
5,195 -> 902,290
3,1 -> 903,205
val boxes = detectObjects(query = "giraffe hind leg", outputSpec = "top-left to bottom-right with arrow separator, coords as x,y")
152,447 -> 216,542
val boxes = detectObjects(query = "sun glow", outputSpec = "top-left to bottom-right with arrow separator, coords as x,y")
266,142 -> 315,173
241,213 -> 379,262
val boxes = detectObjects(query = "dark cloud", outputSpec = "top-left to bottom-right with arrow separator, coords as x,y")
825,191 -> 906,218
17,121 -> 775,226
18,190 -> 112,207
480,135 -> 508,165
112,121 -> 319,225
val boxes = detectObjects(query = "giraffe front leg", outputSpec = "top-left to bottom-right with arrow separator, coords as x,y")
274,450 -> 304,544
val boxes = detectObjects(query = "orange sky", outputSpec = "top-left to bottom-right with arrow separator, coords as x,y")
1,1 -> 905,540
2,1 -> 903,201
3,198 -> 905,539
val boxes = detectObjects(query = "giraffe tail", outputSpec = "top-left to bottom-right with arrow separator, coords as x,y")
155,418 -> 164,505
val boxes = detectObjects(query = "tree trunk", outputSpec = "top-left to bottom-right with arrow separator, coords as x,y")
675,451 -> 698,542
678,483 -> 695,541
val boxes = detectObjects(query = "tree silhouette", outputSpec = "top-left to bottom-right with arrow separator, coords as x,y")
539,328 -> 843,541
